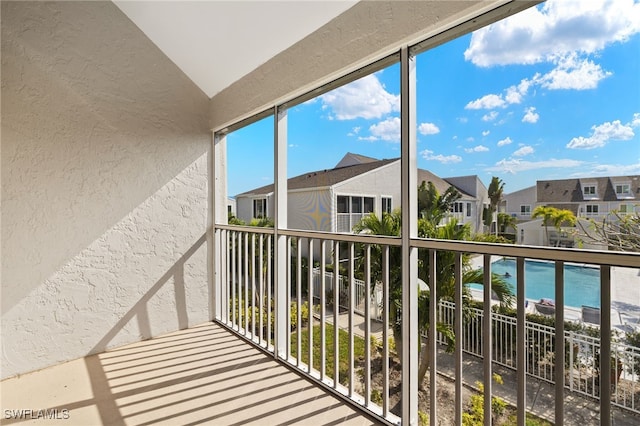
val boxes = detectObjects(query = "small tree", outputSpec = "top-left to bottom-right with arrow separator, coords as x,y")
417,180 -> 461,225
576,210 -> 640,251
487,176 -> 505,236
532,206 -> 576,246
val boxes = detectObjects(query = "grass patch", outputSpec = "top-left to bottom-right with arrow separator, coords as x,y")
290,323 -> 366,385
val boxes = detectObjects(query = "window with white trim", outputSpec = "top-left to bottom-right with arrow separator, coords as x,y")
253,198 -> 266,219
466,202 -> 471,217
382,197 -> 392,214
585,204 -> 599,216
615,183 -> 631,196
520,205 -> 531,216
583,185 -> 597,197
336,195 -> 375,232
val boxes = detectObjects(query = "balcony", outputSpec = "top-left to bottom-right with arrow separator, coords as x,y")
211,225 -> 640,425
0,323 -> 378,425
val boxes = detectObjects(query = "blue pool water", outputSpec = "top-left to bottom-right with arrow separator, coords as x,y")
472,258 -> 601,308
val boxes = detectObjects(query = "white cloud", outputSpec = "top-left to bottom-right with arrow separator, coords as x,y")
465,94 -> 506,110
486,158 -> 583,174
464,145 -> 490,153
319,74 -> 399,120
631,113 -> 640,127
418,122 -> 440,135
482,111 -> 499,122
522,107 -> 539,124
572,162 -> 640,176
513,145 -> 535,156
365,117 -> 401,141
482,130 -> 490,137
497,137 -> 513,147
421,149 -> 463,164
464,0 -> 640,67
536,55 -> 612,90
567,119 -> 635,149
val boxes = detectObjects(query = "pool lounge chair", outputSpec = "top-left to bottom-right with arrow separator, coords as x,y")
535,302 -> 555,316
581,305 -> 601,325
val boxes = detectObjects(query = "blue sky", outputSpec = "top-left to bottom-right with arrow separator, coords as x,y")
227,0 -> 640,196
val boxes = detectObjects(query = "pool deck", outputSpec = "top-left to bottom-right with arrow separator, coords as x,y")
469,256 -> 640,332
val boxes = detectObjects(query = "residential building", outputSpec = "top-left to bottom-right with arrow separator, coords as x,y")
235,153 -> 486,234
504,176 -> 639,247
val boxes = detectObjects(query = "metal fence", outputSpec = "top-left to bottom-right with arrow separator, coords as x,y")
311,267 -> 383,320
437,300 -> 640,414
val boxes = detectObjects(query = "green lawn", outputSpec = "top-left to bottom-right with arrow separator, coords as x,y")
290,323 -> 367,385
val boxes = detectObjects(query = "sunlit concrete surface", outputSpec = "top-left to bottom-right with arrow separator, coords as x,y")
0,323 -> 379,425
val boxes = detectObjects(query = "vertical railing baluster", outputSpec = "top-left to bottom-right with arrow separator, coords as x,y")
334,240 -> 340,388
383,245 -> 390,418
600,265 -> 612,425
231,231 -> 237,328
308,237 -> 314,373
267,234 -> 272,350
296,237 -> 302,366
454,252 -> 462,426
364,244 -> 371,407
244,231 -> 249,335
251,232 -> 256,339
517,257 -> 526,426
287,236 -> 292,359
259,234 -> 264,345
320,239 -> 327,381
555,260 -> 565,425
429,249 -> 438,425
348,241 -> 355,397
483,254 -> 493,425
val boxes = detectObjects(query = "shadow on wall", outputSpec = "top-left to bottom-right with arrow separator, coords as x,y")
91,233 -> 207,354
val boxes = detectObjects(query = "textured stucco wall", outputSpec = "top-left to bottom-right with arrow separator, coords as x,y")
1,2 -> 212,378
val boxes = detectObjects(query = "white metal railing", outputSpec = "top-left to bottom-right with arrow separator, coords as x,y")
436,300 -> 640,414
214,224 -> 640,425
311,267 -> 383,321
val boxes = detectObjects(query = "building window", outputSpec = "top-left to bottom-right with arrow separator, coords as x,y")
466,202 -> 471,217
337,196 -> 375,232
615,183 -> 631,196
619,204 -> 634,214
586,204 -> 599,216
520,205 -> 531,216
451,202 -> 464,213
253,198 -> 266,219
337,196 -> 348,214
382,197 -> 392,214
583,185 -> 597,196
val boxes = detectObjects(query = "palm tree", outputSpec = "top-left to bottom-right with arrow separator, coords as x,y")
487,176 -> 505,236
497,212 -> 518,235
532,206 -> 576,246
353,212 -> 514,387
417,180 -> 461,226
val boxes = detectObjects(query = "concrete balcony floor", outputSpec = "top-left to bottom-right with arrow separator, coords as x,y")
0,323 -> 380,425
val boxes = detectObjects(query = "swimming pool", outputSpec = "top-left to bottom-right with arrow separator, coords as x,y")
476,258 -> 601,308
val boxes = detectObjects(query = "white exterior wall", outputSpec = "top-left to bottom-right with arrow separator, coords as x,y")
1,2 -> 211,378
504,186 -> 537,221
333,162 -> 402,232
235,193 -> 274,224
288,189 -> 333,232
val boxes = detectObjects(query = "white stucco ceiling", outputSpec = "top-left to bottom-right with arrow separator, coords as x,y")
114,1 -> 359,98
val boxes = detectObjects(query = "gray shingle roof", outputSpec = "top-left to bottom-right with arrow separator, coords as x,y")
235,158 -> 398,196
537,175 -> 640,203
